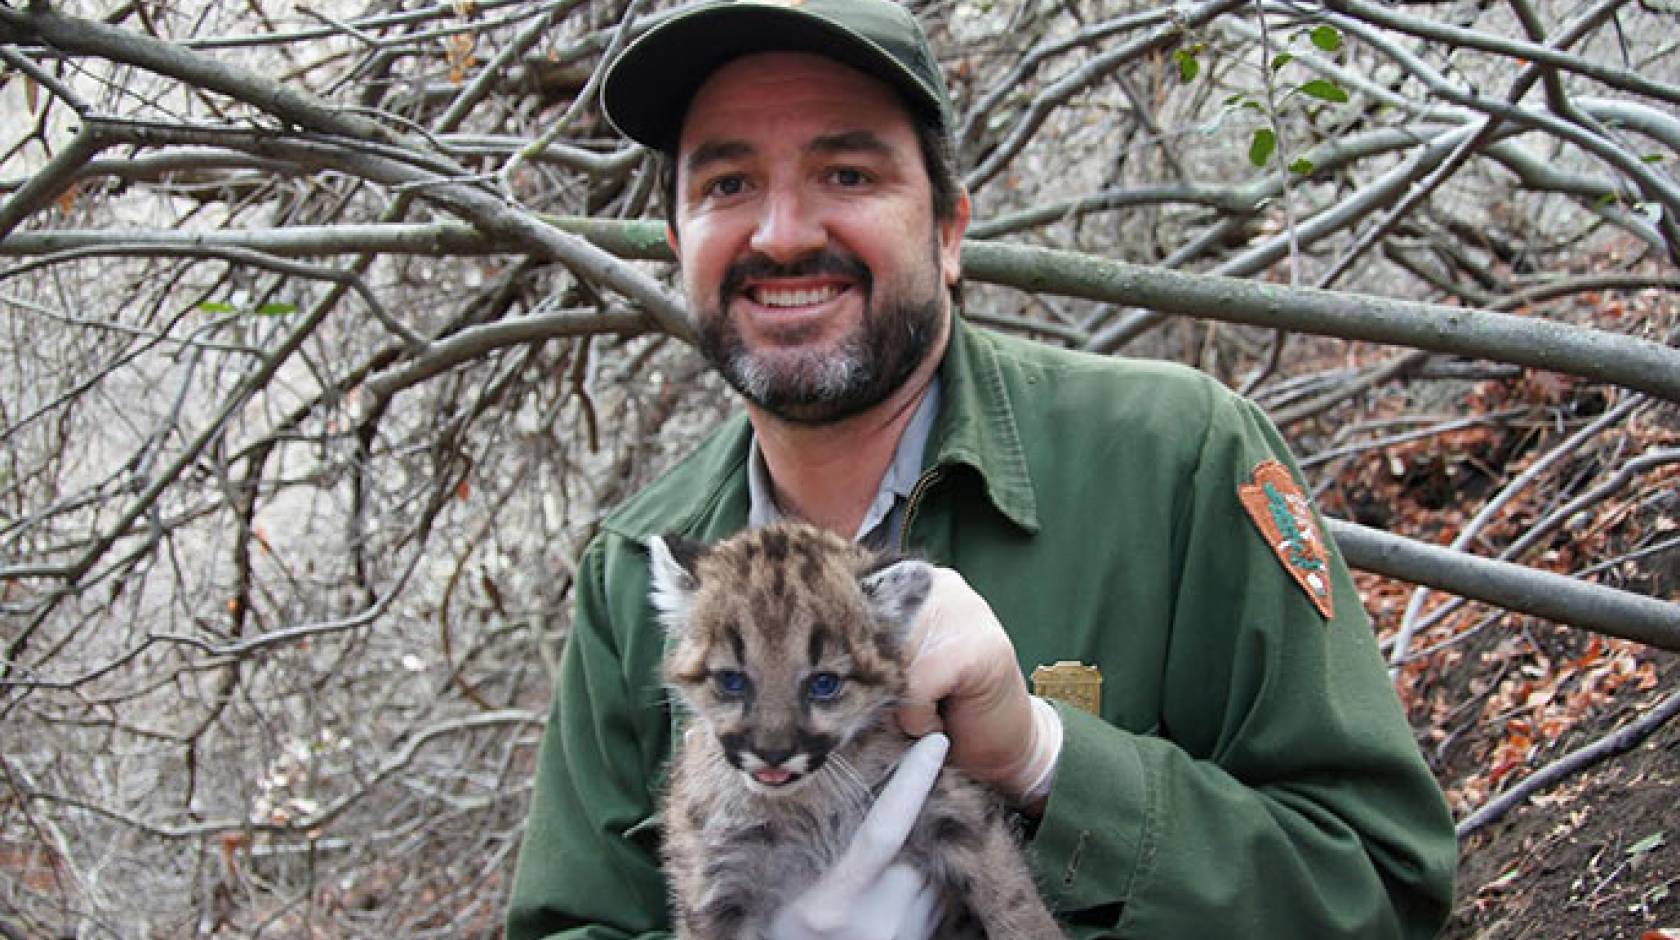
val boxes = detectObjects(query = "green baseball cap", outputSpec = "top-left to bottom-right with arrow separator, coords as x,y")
601,0 -> 952,154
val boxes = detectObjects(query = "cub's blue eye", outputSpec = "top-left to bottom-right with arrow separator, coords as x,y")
712,670 -> 748,696
806,672 -> 843,700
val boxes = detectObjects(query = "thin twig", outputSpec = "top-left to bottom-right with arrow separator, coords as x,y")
1,243 -> 428,349
964,0 -> 1249,192
1390,394 -> 1648,666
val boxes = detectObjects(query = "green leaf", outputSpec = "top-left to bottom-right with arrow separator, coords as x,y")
1249,127 -> 1277,168
1271,52 -> 1295,72
1484,867 -> 1522,891
1288,157 -> 1316,175
1643,153 -> 1667,164
1627,831 -> 1665,857
198,301 -> 238,314
1298,78 -> 1350,103
1174,49 -> 1200,83
255,302 -> 299,317
1310,25 -> 1343,52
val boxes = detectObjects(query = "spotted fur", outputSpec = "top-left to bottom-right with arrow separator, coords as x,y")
649,522 -> 1061,939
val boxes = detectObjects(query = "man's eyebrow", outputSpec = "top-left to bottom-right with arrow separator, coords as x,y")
807,130 -> 893,157
685,139 -> 754,177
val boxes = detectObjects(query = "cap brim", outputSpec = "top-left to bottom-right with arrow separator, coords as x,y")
602,4 -> 943,153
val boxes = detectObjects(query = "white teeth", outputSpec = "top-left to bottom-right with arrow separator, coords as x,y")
754,285 -> 840,308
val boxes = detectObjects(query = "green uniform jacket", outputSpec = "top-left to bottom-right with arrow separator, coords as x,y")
506,319 -> 1457,938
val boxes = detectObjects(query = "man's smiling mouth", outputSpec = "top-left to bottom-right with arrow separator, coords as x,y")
722,250 -> 872,312
752,284 -> 844,308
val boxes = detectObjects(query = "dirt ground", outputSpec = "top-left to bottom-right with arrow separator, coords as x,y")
1341,400 -> 1680,940
1312,326 -> 1680,939
1429,644 -> 1678,940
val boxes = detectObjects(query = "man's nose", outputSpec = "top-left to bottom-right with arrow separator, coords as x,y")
749,184 -> 826,263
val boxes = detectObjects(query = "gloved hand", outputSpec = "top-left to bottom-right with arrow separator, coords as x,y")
765,733 -> 949,940
897,568 -> 1063,809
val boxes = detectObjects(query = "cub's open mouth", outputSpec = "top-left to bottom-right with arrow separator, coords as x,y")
750,767 -> 799,787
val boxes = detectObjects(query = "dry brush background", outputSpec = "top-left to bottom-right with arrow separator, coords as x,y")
1,0 -> 1678,936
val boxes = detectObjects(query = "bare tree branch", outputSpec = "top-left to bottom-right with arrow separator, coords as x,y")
1390,394 -> 1650,664
1321,0 -> 1680,106
0,5 -> 403,145
0,125 -> 101,240
1330,520 -> 1680,652
963,0 -> 1249,192
1455,689 -> 1680,838
965,241 -> 1680,403
10,221 -> 1671,401
3,0 -> 1675,929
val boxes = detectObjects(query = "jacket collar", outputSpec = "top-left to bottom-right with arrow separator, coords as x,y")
928,314 -> 1040,534
603,314 -> 1039,542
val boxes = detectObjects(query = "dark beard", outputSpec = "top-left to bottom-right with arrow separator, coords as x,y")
695,250 -> 942,426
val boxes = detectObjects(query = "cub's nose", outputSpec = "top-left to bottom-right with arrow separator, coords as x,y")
753,745 -> 795,768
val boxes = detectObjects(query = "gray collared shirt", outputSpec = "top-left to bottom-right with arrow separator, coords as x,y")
746,377 -> 941,548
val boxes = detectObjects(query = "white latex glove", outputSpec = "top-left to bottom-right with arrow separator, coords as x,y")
896,568 -> 1063,809
765,734 -> 949,940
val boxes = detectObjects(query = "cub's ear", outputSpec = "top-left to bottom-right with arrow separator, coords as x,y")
859,557 -> 934,633
647,534 -> 705,633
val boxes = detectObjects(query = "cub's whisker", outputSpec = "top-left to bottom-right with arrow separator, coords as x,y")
825,752 -> 873,816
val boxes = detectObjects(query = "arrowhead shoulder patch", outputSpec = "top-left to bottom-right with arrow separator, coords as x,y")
1238,459 -> 1336,620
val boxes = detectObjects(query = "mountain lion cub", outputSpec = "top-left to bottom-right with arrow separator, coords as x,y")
649,522 -> 1061,938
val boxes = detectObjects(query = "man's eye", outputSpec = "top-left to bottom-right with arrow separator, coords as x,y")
827,168 -> 870,187
704,175 -> 747,198
805,672 -> 844,701
712,670 -> 749,696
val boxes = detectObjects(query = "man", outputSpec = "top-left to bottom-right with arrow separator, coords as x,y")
507,0 -> 1457,936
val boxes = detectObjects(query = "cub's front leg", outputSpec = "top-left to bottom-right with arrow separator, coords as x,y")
905,775 -> 1062,940
664,818 -> 762,939
666,806 -> 809,938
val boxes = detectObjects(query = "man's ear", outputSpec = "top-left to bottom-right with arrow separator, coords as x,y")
939,187 -> 972,287
648,534 -> 705,632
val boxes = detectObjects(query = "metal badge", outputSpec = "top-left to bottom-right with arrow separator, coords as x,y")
1031,661 -> 1102,715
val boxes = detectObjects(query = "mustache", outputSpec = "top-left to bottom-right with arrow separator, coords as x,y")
719,251 -> 872,300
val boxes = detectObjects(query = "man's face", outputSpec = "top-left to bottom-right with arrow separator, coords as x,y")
668,52 -> 968,425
